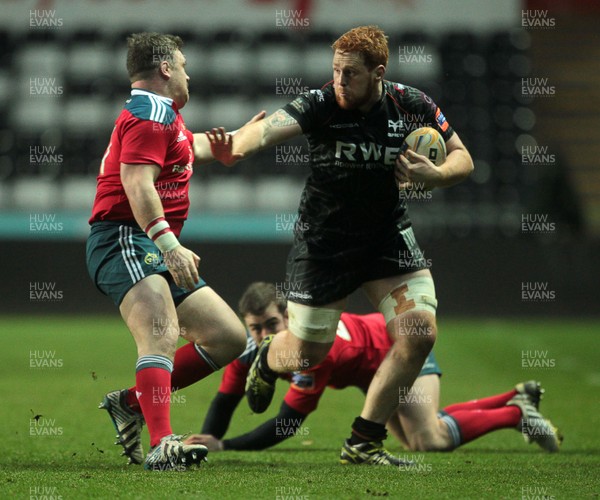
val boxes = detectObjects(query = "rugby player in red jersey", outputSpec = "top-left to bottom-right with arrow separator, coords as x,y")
206,25 -> 474,464
86,33 -> 263,470
191,283 -> 562,457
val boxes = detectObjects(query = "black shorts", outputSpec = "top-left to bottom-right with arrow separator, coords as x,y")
285,225 -> 428,306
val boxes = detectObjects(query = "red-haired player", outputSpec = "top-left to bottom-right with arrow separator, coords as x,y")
207,25 -> 474,464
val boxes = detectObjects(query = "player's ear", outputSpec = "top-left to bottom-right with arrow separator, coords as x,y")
374,65 -> 385,81
158,59 -> 171,79
283,308 -> 289,327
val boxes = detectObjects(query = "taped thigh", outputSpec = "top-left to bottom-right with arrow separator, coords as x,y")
378,276 -> 437,324
287,301 -> 342,344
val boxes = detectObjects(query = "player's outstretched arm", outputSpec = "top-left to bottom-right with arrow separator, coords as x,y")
396,132 -> 474,190
187,402 -> 308,451
192,110 -> 266,166
207,109 -> 302,167
201,391 -> 244,439
120,163 -> 200,291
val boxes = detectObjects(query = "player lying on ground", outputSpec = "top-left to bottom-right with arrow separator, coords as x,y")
86,32 -> 263,470
189,283 -> 562,459
206,25 -> 474,465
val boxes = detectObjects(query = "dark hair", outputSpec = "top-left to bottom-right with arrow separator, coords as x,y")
332,25 -> 389,69
126,32 -> 183,80
238,282 -> 287,317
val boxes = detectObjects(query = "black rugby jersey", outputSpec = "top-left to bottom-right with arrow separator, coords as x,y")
282,80 -> 454,247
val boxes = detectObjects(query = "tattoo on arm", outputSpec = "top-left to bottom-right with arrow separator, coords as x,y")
265,109 -> 297,129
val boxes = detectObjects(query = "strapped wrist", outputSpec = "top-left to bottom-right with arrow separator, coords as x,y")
145,216 -> 180,253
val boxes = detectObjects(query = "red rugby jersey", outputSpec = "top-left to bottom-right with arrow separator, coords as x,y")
89,89 -> 194,236
218,313 -> 392,415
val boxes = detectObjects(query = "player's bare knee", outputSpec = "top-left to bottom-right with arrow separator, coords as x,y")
388,312 -> 435,357
402,312 -> 436,351
141,319 -> 180,358
300,342 -> 331,367
269,339 -> 330,371
183,317 -> 246,363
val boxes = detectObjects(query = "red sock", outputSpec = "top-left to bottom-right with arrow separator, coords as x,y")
171,342 -> 218,390
443,389 -> 517,414
126,343 -> 218,413
441,406 -> 521,447
135,364 -> 173,447
126,386 -> 141,412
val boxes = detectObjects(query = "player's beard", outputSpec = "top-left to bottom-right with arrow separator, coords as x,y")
335,79 -> 378,111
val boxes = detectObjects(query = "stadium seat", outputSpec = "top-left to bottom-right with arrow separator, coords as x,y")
12,98 -> 61,134
205,30 -> 253,85
395,33 -> 441,83
301,31 -> 337,86
0,68 -> 11,108
65,43 -> 113,85
59,176 -> 97,210
180,99 -> 209,132
15,43 -> 66,79
63,97 -> 116,134
201,177 -> 255,211
253,176 -> 304,211
205,96 -> 256,130
0,29 -> 17,66
0,170 -> 13,205
182,44 -> 211,88
13,177 -> 60,209
255,31 -> 303,87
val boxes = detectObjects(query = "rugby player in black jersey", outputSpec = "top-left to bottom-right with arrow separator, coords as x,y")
207,25 -> 474,465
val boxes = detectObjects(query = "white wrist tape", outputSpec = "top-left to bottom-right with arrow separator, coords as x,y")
145,216 -> 180,253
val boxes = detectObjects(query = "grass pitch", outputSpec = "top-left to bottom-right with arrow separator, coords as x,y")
1,316 -> 598,499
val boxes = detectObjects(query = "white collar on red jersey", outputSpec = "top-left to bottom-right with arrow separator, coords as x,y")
130,89 -> 173,106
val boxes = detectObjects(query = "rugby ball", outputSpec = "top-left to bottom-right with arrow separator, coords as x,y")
400,127 -> 446,166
